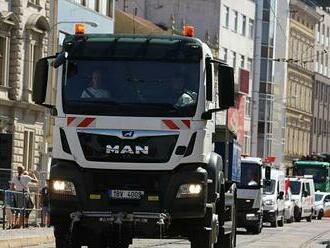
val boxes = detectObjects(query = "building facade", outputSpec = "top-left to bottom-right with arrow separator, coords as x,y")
251,0 -> 290,168
311,6 -> 330,154
115,0 -> 256,154
284,0 -> 321,168
0,0 -> 50,187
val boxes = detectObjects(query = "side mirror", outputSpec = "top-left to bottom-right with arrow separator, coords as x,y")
218,64 -> 235,110
278,191 -> 284,200
32,58 -> 49,105
265,166 -> 271,181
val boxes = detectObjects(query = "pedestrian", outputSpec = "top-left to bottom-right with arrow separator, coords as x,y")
4,183 -> 16,229
11,165 -> 38,228
40,180 -> 50,227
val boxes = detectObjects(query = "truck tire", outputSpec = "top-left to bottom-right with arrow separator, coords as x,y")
318,210 -> 324,220
278,216 -> 284,227
54,221 -> 81,248
306,214 -> 312,222
270,213 -> 278,228
215,184 -> 236,248
190,231 -> 213,248
294,208 -> 302,222
110,240 -> 130,248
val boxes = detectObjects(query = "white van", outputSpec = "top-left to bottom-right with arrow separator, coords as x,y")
289,176 -> 315,222
262,167 -> 285,227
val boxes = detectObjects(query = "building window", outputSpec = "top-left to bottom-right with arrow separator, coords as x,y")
28,42 -> 40,90
220,47 -> 228,62
322,24 -> 325,45
230,51 -> 236,68
317,23 -> 320,43
222,5 -> 229,28
232,10 -> 238,32
248,19 -> 254,39
245,98 -> 251,117
23,131 -> 35,171
240,55 -> 245,68
0,36 -> 9,87
241,15 -> 246,36
327,27 -> 329,47
28,0 -> 40,5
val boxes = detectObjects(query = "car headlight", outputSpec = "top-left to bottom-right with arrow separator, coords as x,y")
263,199 -> 275,206
176,184 -> 202,198
52,180 -> 76,196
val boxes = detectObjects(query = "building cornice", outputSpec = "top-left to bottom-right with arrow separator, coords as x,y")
290,0 -> 322,22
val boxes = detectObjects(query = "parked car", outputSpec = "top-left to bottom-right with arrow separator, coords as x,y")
313,192 -> 330,219
284,178 -> 295,223
289,176 -> 315,222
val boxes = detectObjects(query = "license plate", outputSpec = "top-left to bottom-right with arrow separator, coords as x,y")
109,190 -> 144,200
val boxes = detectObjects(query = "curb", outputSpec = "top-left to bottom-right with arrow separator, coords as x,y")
0,234 -> 54,248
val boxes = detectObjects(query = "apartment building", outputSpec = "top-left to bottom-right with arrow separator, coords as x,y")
0,0 -> 50,187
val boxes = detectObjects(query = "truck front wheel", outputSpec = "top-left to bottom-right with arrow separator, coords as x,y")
54,221 -> 80,248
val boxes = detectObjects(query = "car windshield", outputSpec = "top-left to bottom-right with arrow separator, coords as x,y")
290,181 -> 301,195
62,60 -> 200,117
240,163 -> 261,188
294,165 -> 327,183
263,179 -> 275,194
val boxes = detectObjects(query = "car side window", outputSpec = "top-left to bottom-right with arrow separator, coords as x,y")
325,195 -> 330,202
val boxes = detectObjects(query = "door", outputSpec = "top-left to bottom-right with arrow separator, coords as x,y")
0,133 -> 13,190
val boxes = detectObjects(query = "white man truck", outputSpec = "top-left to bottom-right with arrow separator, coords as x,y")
32,29 -> 237,248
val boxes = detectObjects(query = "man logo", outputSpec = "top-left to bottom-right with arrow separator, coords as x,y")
106,145 -> 149,155
122,131 -> 134,138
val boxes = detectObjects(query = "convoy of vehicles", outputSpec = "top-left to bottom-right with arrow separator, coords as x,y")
33,26 -> 238,248
237,156 -> 263,234
288,176 -> 315,222
262,167 -> 285,227
31,25 -> 328,247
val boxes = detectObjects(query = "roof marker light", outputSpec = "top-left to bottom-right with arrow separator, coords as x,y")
182,25 -> 195,37
75,23 -> 86,35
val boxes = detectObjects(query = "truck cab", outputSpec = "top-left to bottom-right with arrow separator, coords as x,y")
237,156 -> 263,234
289,176 -> 315,222
33,29 -> 237,248
262,167 -> 285,227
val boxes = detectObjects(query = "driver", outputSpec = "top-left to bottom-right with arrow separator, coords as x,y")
170,76 -> 197,108
247,169 -> 258,186
81,70 -> 110,98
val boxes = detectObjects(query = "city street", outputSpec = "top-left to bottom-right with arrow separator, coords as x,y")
28,219 -> 330,248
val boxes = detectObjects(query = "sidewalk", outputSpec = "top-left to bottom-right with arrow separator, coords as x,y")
0,227 -> 54,248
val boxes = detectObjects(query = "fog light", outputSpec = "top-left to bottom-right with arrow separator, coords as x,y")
52,180 -> 76,195
176,184 -> 202,198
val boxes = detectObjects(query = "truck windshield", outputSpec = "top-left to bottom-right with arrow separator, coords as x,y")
263,179 -> 275,194
240,163 -> 261,188
294,165 -> 327,183
290,181 -> 301,195
62,60 -> 200,117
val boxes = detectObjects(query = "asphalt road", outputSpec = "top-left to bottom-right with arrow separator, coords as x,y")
29,219 -> 330,248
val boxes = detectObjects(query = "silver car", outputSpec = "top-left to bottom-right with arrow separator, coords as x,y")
313,192 -> 330,220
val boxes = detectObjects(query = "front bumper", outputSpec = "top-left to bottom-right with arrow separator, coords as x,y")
49,160 -> 208,225
263,210 -> 277,222
237,209 -> 262,228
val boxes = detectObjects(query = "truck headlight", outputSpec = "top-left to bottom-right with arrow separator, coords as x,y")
52,180 -> 76,196
176,184 -> 202,198
263,199 -> 275,206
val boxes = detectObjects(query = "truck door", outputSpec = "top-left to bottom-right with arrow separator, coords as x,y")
301,182 -> 309,217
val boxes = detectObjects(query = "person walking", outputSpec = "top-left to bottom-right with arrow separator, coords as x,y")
11,166 -> 38,228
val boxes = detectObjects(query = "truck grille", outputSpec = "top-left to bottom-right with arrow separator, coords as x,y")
237,198 -> 254,210
78,133 -> 178,163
